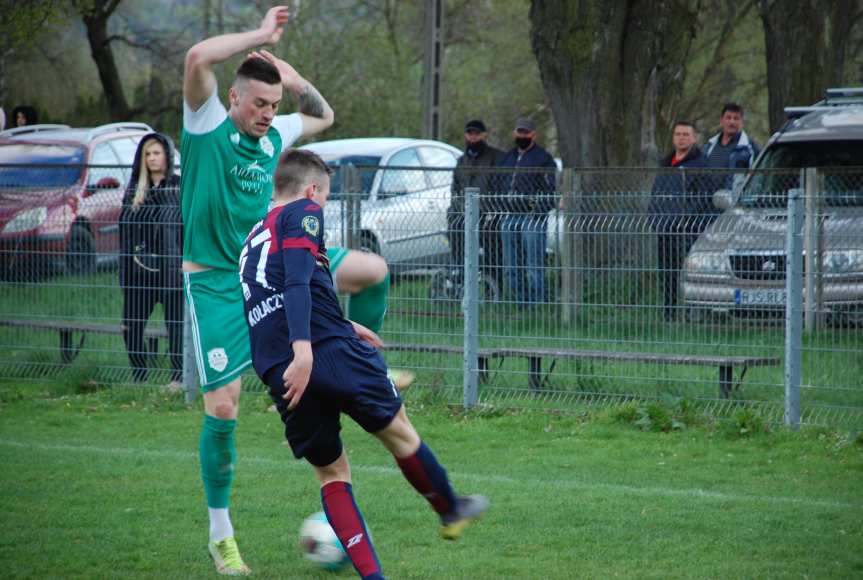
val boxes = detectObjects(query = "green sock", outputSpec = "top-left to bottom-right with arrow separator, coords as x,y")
347,272 -> 389,333
200,414 -> 237,509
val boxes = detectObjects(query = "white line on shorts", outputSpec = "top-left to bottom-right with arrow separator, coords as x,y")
0,437 -> 857,511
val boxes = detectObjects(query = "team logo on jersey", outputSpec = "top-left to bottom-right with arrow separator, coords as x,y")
207,348 -> 228,373
230,132 -> 240,145
302,216 -> 320,237
259,135 -> 274,157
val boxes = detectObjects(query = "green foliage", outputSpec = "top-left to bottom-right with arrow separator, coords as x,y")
610,394 -> 703,432
723,407 -> 771,439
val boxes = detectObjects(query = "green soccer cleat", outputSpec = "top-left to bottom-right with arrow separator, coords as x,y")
208,537 -> 251,576
439,494 -> 489,540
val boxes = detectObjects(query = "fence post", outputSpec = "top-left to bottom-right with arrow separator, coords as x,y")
559,169 -> 581,324
182,301 -> 197,404
803,167 -> 824,332
463,186 -> 480,408
342,164 -> 361,249
784,178 -> 804,429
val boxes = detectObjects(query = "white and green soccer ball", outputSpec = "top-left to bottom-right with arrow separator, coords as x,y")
298,511 -> 349,571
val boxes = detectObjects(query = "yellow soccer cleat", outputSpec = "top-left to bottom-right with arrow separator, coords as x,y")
439,495 -> 489,540
388,369 -> 416,392
208,537 -> 251,576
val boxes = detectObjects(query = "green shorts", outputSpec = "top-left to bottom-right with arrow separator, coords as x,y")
183,269 -> 252,392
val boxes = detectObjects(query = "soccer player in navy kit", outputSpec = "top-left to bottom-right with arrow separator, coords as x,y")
240,150 -> 488,579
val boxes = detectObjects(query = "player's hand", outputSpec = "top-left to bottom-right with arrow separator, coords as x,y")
259,6 -> 290,45
350,321 -> 383,349
249,49 -> 303,92
283,342 -> 312,410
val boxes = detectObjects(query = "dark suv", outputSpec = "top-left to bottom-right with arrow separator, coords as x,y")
0,122 -> 154,277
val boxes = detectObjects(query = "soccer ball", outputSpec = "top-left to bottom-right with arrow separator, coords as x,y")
298,512 -> 348,570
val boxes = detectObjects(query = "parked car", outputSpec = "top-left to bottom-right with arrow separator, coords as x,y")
300,138 -> 461,271
0,122 -> 155,277
682,88 -> 863,325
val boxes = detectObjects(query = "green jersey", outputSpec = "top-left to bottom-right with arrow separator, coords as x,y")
181,87 -> 302,271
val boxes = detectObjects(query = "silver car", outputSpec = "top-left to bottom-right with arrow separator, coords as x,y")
300,138 -> 460,271
682,92 -> 863,325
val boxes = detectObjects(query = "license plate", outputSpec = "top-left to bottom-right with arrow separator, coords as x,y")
734,289 -> 787,306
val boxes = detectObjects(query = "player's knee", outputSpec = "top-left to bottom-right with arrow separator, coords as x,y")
367,254 -> 388,284
210,401 -> 236,420
376,410 -> 421,457
312,451 -> 351,486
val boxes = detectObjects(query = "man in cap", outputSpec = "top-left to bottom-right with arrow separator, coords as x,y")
495,117 -> 557,306
448,119 -> 505,274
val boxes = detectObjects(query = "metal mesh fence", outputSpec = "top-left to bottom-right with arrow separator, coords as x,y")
0,162 -> 861,428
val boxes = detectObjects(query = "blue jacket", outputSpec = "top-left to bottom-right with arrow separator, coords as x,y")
648,147 -> 713,232
704,129 -> 760,169
492,144 -> 558,215
704,129 -> 760,191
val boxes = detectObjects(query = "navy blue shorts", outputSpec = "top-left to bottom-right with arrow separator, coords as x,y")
263,336 -> 403,467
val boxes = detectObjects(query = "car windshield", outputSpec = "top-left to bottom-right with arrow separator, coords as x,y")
0,143 -> 85,188
325,155 -> 381,200
739,140 -> 863,208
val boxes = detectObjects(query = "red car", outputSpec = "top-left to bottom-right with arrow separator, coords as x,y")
0,123 -> 155,277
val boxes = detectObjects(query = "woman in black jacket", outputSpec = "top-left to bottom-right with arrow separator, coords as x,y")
119,133 -> 183,386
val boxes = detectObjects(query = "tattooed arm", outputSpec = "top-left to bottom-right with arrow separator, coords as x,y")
248,49 -> 334,138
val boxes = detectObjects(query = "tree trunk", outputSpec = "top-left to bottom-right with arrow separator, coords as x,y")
81,0 -> 131,121
759,0 -> 859,132
529,0 -> 698,168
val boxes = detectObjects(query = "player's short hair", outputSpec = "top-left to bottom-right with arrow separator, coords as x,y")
721,102 -> 744,117
673,120 -> 697,133
234,57 -> 281,88
274,149 -> 333,197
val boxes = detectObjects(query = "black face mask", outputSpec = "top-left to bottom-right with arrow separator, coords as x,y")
515,137 -> 533,150
466,139 -> 487,154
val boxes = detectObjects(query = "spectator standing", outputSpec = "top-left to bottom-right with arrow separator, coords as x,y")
10,105 -> 38,127
118,133 -> 183,387
496,118 -> 557,305
448,119 -> 504,274
648,122 -> 708,321
704,103 -> 760,190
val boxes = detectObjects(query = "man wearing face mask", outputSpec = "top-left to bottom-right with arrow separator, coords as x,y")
448,119 -> 505,271
495,118 -> 557,306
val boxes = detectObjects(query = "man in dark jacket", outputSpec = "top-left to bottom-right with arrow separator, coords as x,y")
495,118 -> 557,305
118,132 -> 183,384
704,102 -> 760,191
448,119 -> 505,272
648,121 -> 708,321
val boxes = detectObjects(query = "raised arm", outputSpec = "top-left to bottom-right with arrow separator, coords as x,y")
183,6 -> 289,111
250,49 -> 335,138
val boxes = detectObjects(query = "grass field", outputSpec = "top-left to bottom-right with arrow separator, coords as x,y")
1,381 -> 861,579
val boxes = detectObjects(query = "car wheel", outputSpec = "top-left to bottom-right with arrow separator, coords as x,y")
66,224 -> 96,275
832,307 -> 863,329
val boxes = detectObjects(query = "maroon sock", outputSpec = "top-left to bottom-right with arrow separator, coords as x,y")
321,481 -> 382,579
395,441 -> 457,515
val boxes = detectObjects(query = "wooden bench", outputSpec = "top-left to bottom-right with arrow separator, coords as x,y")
1,321 -> 780,399
383,343 -> 780,399
486,347 -> 781,399
0,318 -> 167,364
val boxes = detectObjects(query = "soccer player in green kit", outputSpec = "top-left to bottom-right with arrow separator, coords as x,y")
181,6 -> 339,574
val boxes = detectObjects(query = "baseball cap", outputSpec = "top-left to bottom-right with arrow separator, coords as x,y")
514,117 -> 536,132
464,119 -> 487,133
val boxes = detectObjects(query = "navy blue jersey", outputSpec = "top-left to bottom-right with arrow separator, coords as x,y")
240,198 -> 355,378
